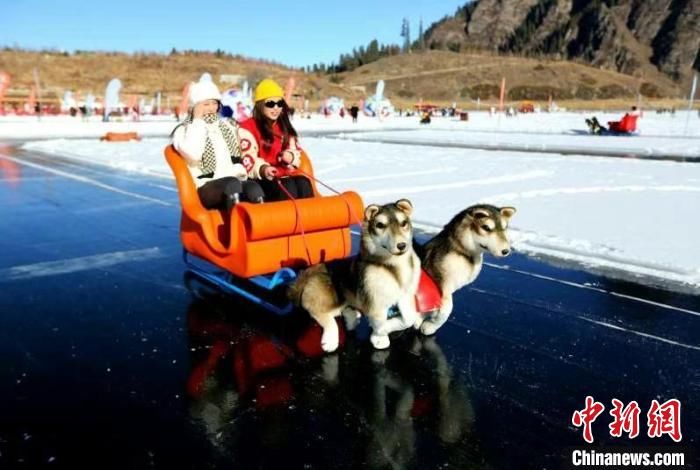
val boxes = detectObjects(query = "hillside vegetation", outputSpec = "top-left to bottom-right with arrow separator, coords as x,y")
0,48 -> 688,110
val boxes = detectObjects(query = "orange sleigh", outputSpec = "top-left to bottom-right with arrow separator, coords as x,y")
165,145 -> 364,314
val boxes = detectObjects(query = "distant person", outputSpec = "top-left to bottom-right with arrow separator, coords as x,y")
339,107 -> 345,118
420,110 -> 431,124
171,80 -> 264,211
237,78 -> 314,202
349,105 -> 359,123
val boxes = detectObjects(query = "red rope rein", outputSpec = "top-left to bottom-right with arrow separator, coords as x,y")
276,179 -> 313,267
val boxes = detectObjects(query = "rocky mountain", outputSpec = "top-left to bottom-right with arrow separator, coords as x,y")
424,0 -> 699,86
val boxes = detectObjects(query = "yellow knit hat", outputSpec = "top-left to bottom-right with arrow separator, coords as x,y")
254,78 -> 284,103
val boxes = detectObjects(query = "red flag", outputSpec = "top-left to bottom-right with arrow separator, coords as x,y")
27,86 -> 36,113
284,76 -> 295,103
177,82 -> 191,117
0,72 -> 11,115
498,77 -> 506,113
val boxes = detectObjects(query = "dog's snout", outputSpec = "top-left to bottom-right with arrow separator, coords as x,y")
501,248 -> 511,256
397,242 -> 407,251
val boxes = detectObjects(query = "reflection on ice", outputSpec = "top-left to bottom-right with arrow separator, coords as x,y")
184,293 -> 483,469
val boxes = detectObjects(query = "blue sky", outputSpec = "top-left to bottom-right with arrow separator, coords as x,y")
2,0 -> 467,67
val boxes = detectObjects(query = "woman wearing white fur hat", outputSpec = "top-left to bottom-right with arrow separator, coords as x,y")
172,80 -> 265,211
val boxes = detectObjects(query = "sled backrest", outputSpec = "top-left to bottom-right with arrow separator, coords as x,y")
620,114 -> 638,132
165,144 -> 228,253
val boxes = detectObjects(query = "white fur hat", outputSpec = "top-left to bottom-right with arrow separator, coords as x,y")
189,80 -> 221,106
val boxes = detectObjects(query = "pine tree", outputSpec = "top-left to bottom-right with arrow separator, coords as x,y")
400,18 -> 411,53
418,18 -> 425,50
367,39 -> 379,62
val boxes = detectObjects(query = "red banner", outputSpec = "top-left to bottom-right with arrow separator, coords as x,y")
284,76 -> 295,103
27,86 -> 36,113
177,82 -> 191,118
0,72 -> 11,114
498,77 -> 506,112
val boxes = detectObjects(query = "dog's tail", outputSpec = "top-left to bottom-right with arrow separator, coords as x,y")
286,264 -> 324,305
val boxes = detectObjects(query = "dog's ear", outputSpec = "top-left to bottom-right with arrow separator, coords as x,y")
500,206 -> 516,220
467,207 -> 490,220
395,199 -> 413,216
364,204 -> 380,221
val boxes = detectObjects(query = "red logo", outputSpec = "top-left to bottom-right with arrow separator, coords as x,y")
609,399 -> 641,439
573,397 -> 682,443
240,139 -> 251,151
572,396 -> 605,443
647,399 -> 682,442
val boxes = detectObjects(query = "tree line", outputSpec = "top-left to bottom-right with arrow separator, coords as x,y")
305,17 -> 431,74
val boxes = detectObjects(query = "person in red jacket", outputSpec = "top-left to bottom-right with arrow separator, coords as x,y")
238,79 -> 314,201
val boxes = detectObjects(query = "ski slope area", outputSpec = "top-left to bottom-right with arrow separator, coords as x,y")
11,110 -> 700,291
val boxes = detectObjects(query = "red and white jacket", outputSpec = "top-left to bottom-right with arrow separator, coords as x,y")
237,117 -> 302,179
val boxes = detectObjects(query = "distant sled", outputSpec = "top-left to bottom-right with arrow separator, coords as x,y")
586,113 -> 639,136
607,113 -> 639,134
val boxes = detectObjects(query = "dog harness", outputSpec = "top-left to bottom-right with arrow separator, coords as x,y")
415,269 -> 442,314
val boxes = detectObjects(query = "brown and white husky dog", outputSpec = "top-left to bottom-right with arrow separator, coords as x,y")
415,204 -> 516,335
288,199 -> 421,352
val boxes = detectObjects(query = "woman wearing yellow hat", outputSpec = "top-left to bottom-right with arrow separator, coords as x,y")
238,78 -> 313,201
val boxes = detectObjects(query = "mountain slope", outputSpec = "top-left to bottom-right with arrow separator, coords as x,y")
337,50 -> 680,101
424,0 -> 699,86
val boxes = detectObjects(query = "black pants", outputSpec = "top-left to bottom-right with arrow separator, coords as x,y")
258,176 -> 314,202
197,177 -> 264,211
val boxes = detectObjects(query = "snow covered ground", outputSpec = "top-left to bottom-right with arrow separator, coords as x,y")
5,111 -> 700,292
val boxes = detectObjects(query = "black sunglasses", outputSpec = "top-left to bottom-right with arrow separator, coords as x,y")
264,99 -> 285,109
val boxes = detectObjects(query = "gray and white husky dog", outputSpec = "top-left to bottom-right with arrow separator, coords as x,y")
416,204 -> 516,335
288,199 -> 421,352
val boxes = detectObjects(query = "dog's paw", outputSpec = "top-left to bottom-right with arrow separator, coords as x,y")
420,320 -> 440,336
370,334 -> 391,350
321,331 -> 340,353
